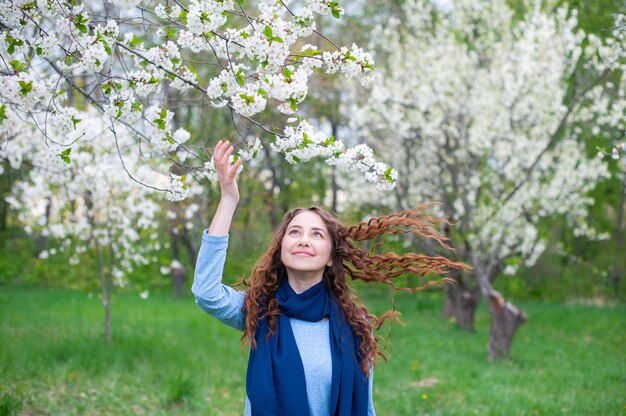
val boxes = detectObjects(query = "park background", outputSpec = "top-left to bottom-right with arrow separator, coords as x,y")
1,0 -> 625,414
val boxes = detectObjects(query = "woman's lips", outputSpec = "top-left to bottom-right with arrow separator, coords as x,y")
292,251 -> 314,256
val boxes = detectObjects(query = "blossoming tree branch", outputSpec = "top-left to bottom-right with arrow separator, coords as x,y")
0,0 -> 399,342
0,0 -> 398,204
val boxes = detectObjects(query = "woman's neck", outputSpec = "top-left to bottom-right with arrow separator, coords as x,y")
286,270 -> 323,294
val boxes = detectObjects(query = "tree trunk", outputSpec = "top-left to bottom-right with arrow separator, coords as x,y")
180,228 -> 197,266
330,121 -> 339,213
486,290 -> 526,360
443,282 -> 481,331
95,240 -> 111,344
35,197 -> 51,257
172,264 -> 186,298
609,169 -> 626,295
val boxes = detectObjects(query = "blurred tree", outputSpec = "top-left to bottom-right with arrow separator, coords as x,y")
346,0 -> 624,359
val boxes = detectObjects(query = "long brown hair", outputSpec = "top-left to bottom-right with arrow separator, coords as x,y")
238,203 -> 470,375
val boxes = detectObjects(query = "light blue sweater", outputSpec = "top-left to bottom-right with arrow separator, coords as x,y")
192,231 -> 375,415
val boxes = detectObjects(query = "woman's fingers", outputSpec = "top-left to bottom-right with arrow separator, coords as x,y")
219,145 -> 234,167
228,158 -> 242,178
213,140 -> 230,168
213,140 -> 242,179
213,140 -> 224,164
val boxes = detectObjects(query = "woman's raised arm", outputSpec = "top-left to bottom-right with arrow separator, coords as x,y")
191,139 -> 246,331
208,139 -> 243,236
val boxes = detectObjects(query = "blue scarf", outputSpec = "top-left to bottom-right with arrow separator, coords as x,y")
246,278 -> 369,415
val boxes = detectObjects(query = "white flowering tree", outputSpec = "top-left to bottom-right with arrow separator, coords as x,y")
0,0 -> 405,340
0,0 -> 398,197
5,108 -> 165,342
346,0 -> 625,359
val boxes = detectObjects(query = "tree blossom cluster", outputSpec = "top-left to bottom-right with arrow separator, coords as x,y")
345,0 -> 623,276
271,119 -> 397,190
0,0 -> 394,206
3,108 -> 166,286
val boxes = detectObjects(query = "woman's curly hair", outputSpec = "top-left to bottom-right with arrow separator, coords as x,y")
238,203 -> 470,375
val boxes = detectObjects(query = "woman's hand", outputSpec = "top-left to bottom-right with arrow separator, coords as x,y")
213,139 -> 243,203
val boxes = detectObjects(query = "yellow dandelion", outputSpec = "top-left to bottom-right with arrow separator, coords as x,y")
421,394 -> 428,400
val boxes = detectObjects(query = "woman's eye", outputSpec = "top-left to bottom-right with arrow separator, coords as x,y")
289,229 -> 299,235
313,231 -> 323,238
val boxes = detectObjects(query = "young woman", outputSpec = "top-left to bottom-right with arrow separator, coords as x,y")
192,140 -> 469,415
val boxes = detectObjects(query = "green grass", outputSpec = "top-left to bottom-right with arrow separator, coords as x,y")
0,287 -> 624,415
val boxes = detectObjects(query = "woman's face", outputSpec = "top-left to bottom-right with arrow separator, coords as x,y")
280,210 -> 334,274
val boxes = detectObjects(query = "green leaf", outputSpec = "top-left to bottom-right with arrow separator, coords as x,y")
9,60 -> 21,71
384,167 -> 393,182
60,148 -> 72,164
331,9 -> 340,19
284,67 -> 293,79
273,36 -> 283,43
0,104 -> 7,125
179,10 -> 188,24
71,116 -> 81,129
18,80 -> 33,96
263,25 -> 273,39
303,49 -> 322,57
77,24 -> 88,34
187,65 -> 200,82
235,68 -> 245,86
36,47 -> 43,56
163,27 -> 178,38
115,103 -> 123,119
155,119 -> 166,130
20,1 -> 36,10
325,136 -> 335,146
291,155 -> 301,163
239,93 -> 254,104
261,60 -> 269,69
159,109 -> 167,119
101,82 -> 111,94
7,44 -> 14,54
129,34 -> 141,48
236,0 -> 244,5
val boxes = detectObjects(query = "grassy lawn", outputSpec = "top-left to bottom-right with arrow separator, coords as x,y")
0,287 -> 624,415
